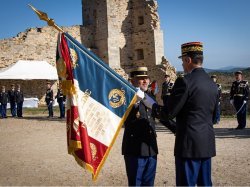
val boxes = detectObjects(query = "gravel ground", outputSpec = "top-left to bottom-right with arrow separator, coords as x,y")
0,116 -> 249,186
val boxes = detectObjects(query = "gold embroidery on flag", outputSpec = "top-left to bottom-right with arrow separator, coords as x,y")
69,48 -> 78,69
90,143 -> 98,161
108,89 -> 126,108
56,57 -> 67,79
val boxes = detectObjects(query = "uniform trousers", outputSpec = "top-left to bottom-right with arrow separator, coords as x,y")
124,155 -> 157,186
175,157 -> 212,186
10,102 -> 16,117
17,102 -> 23,117
234,98 -> 247,129
58,101 -> 65,118
214,103 -> 221,124
1,104 -> 7,118
47,102 -> 53,117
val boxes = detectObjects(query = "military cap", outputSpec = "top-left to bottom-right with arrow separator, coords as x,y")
11,84 -> 15,86
130,67 -> 148,78
178,42 -> 203,58
211,75 -> 217,78
234,71 -> 242,75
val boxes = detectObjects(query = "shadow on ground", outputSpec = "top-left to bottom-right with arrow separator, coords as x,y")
20,116 -> 65,122
214,127 -> 250,139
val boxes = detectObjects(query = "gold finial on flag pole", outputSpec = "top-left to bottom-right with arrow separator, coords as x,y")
28,4 -> 64,32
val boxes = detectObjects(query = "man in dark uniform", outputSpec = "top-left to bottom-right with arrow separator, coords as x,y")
8,84 -> 17,117
122,67 -> 162,186
45,82 -> 54,118
55,83 -> 66,118
211,75 -> 222,124
167,42 -> 218,186
161,74 -> 174,110
16,84 -> 24,118
0,86 -> 8,118
230,71 -> 249,129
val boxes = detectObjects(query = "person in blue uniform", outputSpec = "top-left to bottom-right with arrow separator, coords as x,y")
161,74 -> 174,110
8,84 -> 17,117
55,83 -> 66,118
211,75 -> 222,124
0,86 -> 8,118
122,67 -> 165,186
16,84 -> 24,118
167,42 -> 218,186
230,71 -> 249,129
45,82 -> 54,118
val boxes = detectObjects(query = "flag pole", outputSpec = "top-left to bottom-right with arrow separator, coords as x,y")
28,4 -> 64,32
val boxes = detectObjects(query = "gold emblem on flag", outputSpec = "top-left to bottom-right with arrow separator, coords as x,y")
70,48 -> 78,69
108,89 -> 126,108
56,57 -> 67,79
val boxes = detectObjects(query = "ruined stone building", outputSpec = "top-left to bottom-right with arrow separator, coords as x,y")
0,0 -> 176,104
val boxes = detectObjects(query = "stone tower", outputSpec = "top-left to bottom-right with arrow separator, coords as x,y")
82,0 -> 165,70
81,0 -> 176,103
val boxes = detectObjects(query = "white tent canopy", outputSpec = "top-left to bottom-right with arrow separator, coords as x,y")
0,60 -> 58,80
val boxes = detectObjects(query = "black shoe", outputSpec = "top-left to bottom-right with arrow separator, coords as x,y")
235,127 -> 244,130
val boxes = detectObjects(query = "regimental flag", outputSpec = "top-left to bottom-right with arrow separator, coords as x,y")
56,32 -> 137,180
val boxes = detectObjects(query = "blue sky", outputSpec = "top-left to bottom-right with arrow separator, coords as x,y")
0,0 -> 249,71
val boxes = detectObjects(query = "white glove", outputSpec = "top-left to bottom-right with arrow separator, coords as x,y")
230,99 -> 234,105
50,101 -> 53,104
136,88 -> 145,102
142,93 -> 156,109
243,100 -> 247,104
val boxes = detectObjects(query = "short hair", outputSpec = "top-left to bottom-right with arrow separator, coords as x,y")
190,54 -> 203,65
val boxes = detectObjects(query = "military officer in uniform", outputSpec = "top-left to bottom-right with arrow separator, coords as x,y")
45,82 -> 54,118
161,74 -> 174,110
122,67 -> 164,186
167,42 -> 218,186
211,75 -> 222,124
55,83 -> 66,118
8,84 -> 17,117
230,71 -> 249,129
16,84 -> 24,118
0,86 -> 8,118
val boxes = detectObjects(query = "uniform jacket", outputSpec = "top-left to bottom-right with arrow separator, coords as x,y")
122,93 -> 158,157
230,80 -> 249,101
16,90 -> 24,103
0,92 -> 9,105
55,89 -> 66,103
168,68 -> 218,158
45,89 -> 53,105
217,83 -> 222,102
8,90 -> 16,103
